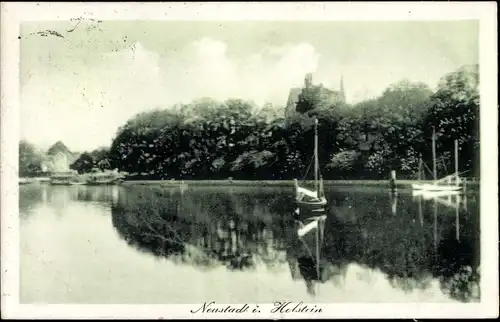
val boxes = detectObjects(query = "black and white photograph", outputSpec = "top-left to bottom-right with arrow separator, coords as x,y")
1,2 -> 498,319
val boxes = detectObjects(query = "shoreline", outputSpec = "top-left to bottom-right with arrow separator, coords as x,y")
120,179 -> 480,188
19,177 -> 480,189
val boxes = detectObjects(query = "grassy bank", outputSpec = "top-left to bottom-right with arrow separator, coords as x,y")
122,179 -> 480,189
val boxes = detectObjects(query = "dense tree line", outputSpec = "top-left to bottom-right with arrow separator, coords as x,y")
69,148 -> 113,174
104,65 -> 479,180
20,64 -> 479,180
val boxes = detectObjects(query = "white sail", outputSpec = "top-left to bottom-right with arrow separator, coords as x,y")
297,186 -> 319,199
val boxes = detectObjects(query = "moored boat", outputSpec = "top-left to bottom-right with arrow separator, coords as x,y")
85,178 -> 122,185
295,118 -> 328,208
19,178 -> 36,185
85,169 -> 126,185
50,172 -> 76,185
412,183 -> 461,192
69,181 -> 87,185
412,188 -> 461,200
412,129 -> 463,193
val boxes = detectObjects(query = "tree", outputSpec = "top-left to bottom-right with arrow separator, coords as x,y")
230,150 -> 276,179
255,103 -> 284,123
104,66 -> 479,181
424,64 -> 479,177
70,152 -> 94,174
378,80 -> 433,123
344,81 -> 432,178
90,148 -> 112,171
326,150 -> 361,178
19,140 -> 43,176
296,85 -> 327,114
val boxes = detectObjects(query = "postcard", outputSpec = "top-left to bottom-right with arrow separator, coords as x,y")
1,1 -> 498,319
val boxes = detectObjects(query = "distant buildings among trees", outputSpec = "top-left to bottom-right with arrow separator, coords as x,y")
285,73 -> 346,118
19,141 -> 79,176
42,141 -> 80,173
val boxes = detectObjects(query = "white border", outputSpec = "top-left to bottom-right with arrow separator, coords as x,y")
1,2 -> 498,319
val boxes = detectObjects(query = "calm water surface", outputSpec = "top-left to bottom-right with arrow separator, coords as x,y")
19,184 -> 480,304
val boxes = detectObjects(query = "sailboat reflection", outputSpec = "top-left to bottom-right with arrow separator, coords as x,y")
286,208 -> 327,296
414,190 -> 464,247
389,190 -> 398,216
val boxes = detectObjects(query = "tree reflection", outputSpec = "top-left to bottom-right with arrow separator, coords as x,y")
431,211 -> 480,302
108,185 -> 479,302
19,184 -> 47,217
111,186 -> 294,271
324,190 -> 480,302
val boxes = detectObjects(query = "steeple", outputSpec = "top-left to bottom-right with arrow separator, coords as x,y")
340,73 -> 345,102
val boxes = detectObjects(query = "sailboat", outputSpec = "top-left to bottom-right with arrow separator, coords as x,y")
294,118 -> 327,209
412,128 -> 462,193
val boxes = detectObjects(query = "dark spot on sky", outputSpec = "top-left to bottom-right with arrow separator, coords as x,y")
18,36 -> 21,40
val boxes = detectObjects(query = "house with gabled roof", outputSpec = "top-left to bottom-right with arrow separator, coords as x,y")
41,141 -> 80,173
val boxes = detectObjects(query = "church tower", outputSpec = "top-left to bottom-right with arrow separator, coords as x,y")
340,73 -> 346,103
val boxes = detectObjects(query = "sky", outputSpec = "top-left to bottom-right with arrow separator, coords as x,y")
20,20 -> 479,152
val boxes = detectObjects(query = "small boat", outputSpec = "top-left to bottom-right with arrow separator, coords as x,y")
412,183 -> 461,192
69,181 -> 87,185
295,118 -> 327,208
412,128 -> 463,193
50,173 -> 76,185
85,170 -> 126,185
50,171 -> 91,185
19,178 -> 36,185
85,178 -> 122,185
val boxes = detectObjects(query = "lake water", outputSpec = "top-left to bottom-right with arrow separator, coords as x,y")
19,184 -> 480,304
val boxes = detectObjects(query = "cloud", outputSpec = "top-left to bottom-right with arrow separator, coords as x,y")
21,38 -> 322,151
21,42 -> 167,151
161,38 -> 321,105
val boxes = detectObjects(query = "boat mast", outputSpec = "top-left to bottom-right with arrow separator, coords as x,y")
454,139 -> 459,186
418,156 -> 423,181
432,127 -> 437,182
456,194 -> 460,241
314,118 -> 319,198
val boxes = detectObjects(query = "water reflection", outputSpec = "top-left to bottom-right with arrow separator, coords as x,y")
423,193 -> 480,302
19,184 -> 480,303
108,186 -> 479,302
111,186 -> 294,272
